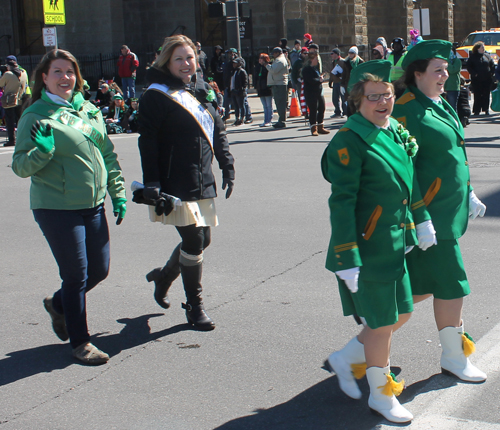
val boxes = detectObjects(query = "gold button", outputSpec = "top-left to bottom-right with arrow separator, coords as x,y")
465,161 -> 468,166
400,223 -> 405,228
467,181 -> 470,186
402,199 -> 408,205
460,140 -> 464,145
336,254 -> 341,258
338,262 -> 343,266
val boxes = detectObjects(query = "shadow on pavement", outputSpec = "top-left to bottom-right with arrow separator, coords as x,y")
0,313 -> 189,387
214,370 -> 457,430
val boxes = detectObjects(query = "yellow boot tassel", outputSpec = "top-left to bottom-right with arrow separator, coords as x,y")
378,372 -> 405,397
351,362 -> 367,379
462,332 -> 476,357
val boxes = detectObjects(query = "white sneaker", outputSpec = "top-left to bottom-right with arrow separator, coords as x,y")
263,122 -> 272,127
259,123 -> 267,127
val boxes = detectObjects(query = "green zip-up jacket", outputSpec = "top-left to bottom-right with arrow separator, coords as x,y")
12,91 -> 126,210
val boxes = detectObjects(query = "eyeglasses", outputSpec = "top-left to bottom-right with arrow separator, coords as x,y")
364,93 -> 394,102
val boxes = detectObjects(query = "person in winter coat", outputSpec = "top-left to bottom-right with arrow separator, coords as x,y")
117,44 -> 139,99
105,93 -> 128,133
467,41 -> 495,115
222,48 -> 238,121
328,48 -> 348,117
123,97 -> 139,133
322,60 -> 421,424
230,57 -> 248,126
12,49 -> 126,365
444,43 -> 462,112
0,55 -> 28,146
255,53 -> 273,126
393,39 -> 487,387
137,35 -> 235,331
301,51 -> 330,135
265,47 -> 289,128
210,45 -> 224,90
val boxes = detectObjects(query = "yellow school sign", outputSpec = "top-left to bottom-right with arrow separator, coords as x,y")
43,0 -> 66,25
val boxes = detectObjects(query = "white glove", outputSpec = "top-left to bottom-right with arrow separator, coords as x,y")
405,245 -> 414,254
469,191 -> 486,220
416,220 -> 437,251
336,267 -> 360,293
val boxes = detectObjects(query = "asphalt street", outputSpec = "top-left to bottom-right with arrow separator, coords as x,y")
1,89 -> 500,429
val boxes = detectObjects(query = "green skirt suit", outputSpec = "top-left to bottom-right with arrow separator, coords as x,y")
321,113 -> 425,329
393,86 -> 471,299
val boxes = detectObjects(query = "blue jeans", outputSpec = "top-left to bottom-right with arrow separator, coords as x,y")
223,87 -> 232,117
244,95 -> 252,120
121,77 -> 136,99
446,91 -> 459,112
260,96 -> 273,123
231,94 -> 246,120
33,204 -> 110,348
332,83 -> 346,116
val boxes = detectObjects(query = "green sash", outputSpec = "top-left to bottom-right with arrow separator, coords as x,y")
49,108 -> 106,152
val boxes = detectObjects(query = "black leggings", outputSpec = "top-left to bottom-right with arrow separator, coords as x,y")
304,91 -> 325,126
176,225 -> 211,256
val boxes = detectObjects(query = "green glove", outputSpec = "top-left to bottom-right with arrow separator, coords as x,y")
30,121 -> 55,153
112,197 -> 127,225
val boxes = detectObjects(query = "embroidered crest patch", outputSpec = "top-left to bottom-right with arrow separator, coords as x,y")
338,148 -> 349,165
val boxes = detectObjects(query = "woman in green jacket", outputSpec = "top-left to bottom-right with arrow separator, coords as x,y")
12,49 -> 127,365
393,40 -> 487,383
322,61 -> 430,424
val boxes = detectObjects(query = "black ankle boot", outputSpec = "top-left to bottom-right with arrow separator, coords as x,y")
180,260 -> 215,331
182,302 -> 215,331
146,244 -> 181,309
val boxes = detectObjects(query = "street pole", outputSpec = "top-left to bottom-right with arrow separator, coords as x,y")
226,0 -> 241,53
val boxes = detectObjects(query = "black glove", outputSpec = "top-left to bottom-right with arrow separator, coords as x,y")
142,182 -> 161,201
154,193 -> 175,216
132,186 -> 174,216
222,178 -> 234,199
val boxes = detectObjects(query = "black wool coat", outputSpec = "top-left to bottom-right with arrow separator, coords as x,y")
138,67 -> 235,201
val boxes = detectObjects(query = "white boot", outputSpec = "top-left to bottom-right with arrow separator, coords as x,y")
366,366 -> 413,423
327,337 -> 366,399
439,323 -> 486,382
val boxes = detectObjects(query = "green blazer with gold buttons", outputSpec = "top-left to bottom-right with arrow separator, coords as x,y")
392,86 -> 471,240
321,113 -> 427,282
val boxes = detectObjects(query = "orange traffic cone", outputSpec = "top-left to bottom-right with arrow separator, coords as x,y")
289,90 -> 301,117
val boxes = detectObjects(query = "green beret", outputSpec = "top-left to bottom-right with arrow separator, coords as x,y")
347,60 -> 392,93
113,94 -> 123,100
401,39 -> 452,71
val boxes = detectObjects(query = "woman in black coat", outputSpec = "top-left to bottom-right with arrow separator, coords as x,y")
137,35 -> 235,330
254,53 -> 274,126
467,41 -> 495,115
210,45 -> 224,91
301,51 -> 330,136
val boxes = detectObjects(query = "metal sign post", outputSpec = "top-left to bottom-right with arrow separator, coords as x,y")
43,27 -> 58,49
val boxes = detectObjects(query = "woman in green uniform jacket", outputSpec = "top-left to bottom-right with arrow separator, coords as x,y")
12,49 -> 126,365
392,40 -> 487,383
321,61 -> 433,424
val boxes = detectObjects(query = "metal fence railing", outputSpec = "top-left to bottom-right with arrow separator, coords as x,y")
14,51 -> 156,91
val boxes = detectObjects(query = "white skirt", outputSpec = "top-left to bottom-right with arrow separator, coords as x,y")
148,198 -> 218,227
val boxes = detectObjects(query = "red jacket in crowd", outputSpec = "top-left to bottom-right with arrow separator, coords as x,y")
117,49 -> 139,78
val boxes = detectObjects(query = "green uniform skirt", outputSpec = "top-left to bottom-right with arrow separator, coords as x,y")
337,266 -> 413,330
406,239 -> 470,299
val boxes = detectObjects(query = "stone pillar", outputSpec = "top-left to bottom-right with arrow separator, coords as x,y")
454,0 -> 486,44
329,0 -> 367,49
367,0 -> 412,47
